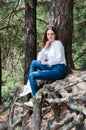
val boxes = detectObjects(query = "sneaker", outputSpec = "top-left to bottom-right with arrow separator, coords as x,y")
19,84 -> 31,97
24,99 -> 33,107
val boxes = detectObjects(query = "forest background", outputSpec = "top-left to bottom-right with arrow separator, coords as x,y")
0,0 -> 86,108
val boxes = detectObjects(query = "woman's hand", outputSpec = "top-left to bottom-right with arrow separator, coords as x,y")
44,41 -> 51,49
41,60 -> 47,65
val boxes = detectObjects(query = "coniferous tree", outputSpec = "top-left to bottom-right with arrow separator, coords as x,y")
49,0 -> 74,72
24,0 -> 37,84
0,45 -> 2,104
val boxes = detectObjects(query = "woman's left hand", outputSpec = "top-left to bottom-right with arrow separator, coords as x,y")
41,60 -> 47,65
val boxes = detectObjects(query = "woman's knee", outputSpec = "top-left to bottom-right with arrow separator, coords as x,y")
31,60 -> 37,66
29,72 -> 33,79
31,60 -> 40,65
29,71 -> 39,80
29,72 -> 36,80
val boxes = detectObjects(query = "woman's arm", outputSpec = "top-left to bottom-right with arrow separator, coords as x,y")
37,41 -> 51,62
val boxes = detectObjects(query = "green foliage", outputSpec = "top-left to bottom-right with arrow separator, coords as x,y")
72,0 -> 86,69
0,1 -> 25,106
37,1 -> 50,51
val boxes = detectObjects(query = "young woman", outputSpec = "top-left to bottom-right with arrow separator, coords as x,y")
20,26 -> 67,106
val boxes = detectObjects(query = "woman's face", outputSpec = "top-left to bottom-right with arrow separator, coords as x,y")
47,29 -> 56,43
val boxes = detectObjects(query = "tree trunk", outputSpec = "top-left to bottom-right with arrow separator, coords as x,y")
24,0 -> 37,84
32,97 -> 42,130
0,45 -> 2,104
49,0 -> 74,72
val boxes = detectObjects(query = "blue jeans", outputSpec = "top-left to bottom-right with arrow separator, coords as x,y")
28,60 -> 67,96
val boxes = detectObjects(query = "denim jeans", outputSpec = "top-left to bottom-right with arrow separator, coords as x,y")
28,60 -> 67,96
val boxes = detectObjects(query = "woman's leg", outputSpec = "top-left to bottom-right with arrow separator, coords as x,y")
29,64 -> 67,96
29,60 -> 51,73
28,60 -> 52,96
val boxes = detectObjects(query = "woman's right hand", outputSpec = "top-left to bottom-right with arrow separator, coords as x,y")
44,41 -> 51,49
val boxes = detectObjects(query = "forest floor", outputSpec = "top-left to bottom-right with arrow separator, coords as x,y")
0,70 -> 86,130
0,106 -> 8,123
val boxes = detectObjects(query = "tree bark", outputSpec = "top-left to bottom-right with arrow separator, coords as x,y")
32,97 -> 42,130
49,0 -> 74,72
33,71 -> 86,130
24,0 -> 37,84
0,45 -> 2,104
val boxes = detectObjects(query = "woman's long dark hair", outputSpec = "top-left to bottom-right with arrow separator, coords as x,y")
41,26 -> 58,48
